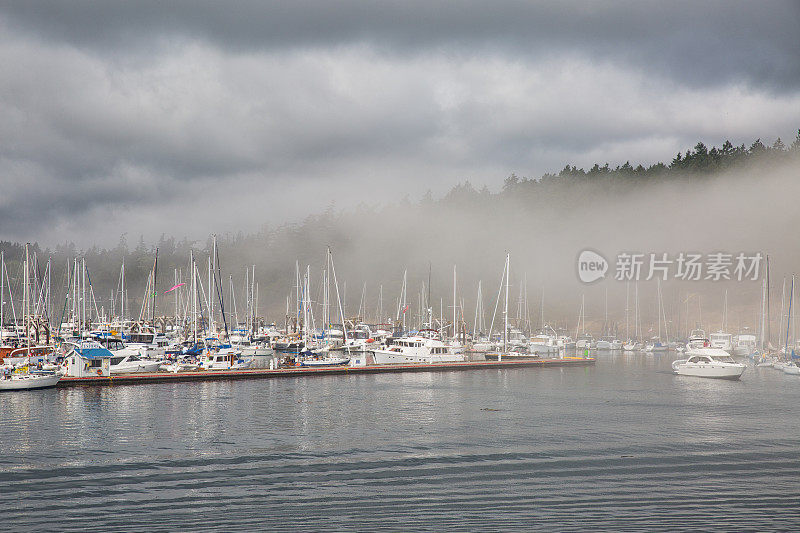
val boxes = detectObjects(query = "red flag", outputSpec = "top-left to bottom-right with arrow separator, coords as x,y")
164,282 -> 186,294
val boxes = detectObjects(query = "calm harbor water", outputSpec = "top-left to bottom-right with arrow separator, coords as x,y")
2,353 -> 800,531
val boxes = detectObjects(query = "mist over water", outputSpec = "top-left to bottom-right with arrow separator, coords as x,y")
2,157 -> 800,337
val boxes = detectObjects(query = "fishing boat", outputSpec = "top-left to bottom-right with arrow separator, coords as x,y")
671,348 -> 746,379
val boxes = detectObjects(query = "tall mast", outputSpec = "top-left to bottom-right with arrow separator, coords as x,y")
453,264 -> 457,340
0,251 -> 4,340
635,282 -> 639,340
151,248 -> 159,324
657,280 -> 661,340
81,258 -> 86,335
473,280 -> 482,337
328,247 -> 349,345
625,281 -> 630,340
402,269 -> 407,332
295,261 -> 300,333
24,244 -> 30,354
503,253 -> 509,352
785,275 -> 793,358
121,259 -> 125,322
207,255 -> 213,335
722,289 -> 727,332
191,250 -> 197,344
766,255 -> 771,348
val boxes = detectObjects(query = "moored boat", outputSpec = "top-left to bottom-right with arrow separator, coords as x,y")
0,370 -> 60,391
671,347 -> 746,379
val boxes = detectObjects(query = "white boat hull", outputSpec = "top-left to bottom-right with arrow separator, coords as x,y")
110,360 -> 163,375
672,361 -> 746,379
299,357 -> 350,367
782,363 -> 800,375
372,350 -> 465,364
0,372 -> 60,390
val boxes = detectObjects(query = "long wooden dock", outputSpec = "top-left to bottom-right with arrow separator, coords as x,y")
57,357 -> 595,387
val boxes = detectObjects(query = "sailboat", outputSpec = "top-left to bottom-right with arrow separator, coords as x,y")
485,254 -> 539,361
299,248 -> 350,367
0,245 -> 61,391
574,294 -> 593,350
645,279 -> 669,352
778,276 -> 800,375
709,290 -> 733,353
623,282 -> 643,351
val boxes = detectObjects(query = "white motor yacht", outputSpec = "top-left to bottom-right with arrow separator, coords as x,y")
575,333 -> 593,350
686,329 -> 709,350
671,348 -> 746,379
109,353 -> 163,375
528,332 -> 559,356
709,331 -> 734,353
373,336 -> 465,364
198,349 -> 252,370
733,332 -> 757,357
485,344 -> 541,361
780,361 -> 800,375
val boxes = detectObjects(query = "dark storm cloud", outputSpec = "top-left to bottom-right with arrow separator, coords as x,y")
3,1 -> 799,91
1,1 -> 799,247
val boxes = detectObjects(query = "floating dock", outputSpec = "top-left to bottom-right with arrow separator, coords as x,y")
57,357 -> 595,387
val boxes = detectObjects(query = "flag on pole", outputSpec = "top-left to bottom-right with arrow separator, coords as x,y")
164,282 -> 185,294
401,304 -> 409,314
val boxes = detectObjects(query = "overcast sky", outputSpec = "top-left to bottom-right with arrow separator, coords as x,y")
2,1 -> 799,247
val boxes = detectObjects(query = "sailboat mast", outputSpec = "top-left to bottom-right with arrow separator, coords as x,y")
625,282 -> 630,340
503,253 -> 509,352
785,275 -> 793,357
191,251 -> 197,344
0,252 -> 4,340
151,248 -> 159,324
24,244 -> 30,355
453,265 -> 457,340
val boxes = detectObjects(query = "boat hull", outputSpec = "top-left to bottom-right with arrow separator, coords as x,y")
484,353 -> 540,361
299,359 -> 350,367
110,361 -> 163,375
672,364 -> 746,380
0,373 -> 60,391
372,350 -> 465,365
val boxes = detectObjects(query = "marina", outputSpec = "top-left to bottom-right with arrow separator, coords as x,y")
2,2 -> 800,530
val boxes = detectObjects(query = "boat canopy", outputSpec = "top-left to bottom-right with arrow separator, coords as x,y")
69,340 -> 113,360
